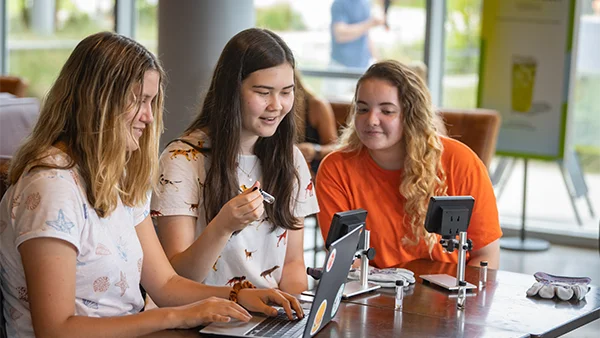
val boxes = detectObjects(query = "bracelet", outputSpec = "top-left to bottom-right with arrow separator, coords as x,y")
229,280 -> 256,303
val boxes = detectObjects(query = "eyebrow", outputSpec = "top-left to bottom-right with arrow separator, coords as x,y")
252,84 -> 295,90
356,100 -> 398,107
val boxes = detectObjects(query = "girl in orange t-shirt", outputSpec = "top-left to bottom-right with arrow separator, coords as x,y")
316,60 -> 502,269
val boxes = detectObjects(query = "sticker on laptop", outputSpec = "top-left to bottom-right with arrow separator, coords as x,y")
325,248 -> 336,272
310,299 -> 327,336
331,283 -> 344,317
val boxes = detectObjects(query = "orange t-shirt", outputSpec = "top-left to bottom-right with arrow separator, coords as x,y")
316,136 -> 502,268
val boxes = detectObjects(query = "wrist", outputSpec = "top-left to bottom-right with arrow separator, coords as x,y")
313,143 -> 322,159
212,214 -> 235,237
162,308 -> 180,329
229,280 -> 256,303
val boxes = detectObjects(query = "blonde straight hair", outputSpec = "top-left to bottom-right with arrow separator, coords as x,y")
339,60 -> 447,253
9,32 -> 165,217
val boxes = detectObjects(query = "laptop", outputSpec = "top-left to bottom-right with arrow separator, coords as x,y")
199,223 -> 364,337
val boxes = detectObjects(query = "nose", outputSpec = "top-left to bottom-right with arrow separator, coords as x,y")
140,104 -> 154,124
365,109 -> 379,126
268,94 -> 283,111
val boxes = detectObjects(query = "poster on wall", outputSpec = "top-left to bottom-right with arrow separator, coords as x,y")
477,0 -> 578,160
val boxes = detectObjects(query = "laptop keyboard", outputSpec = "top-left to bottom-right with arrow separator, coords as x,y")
247,309 -> 308,337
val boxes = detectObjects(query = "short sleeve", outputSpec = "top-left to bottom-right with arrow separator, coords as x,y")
292,146 -> 320,218
331,1 -> 349,24
445,139 -> 502,250
150,141 -> 203,217
133,190 -> 152,225
13,170 -> 86,253
315,152 -> 353,241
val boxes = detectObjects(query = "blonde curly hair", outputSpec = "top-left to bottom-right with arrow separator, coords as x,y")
339,60 -> 447,253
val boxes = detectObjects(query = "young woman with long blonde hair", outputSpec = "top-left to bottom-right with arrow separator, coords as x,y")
316,60 -> 502,269
0,32 -> 301,338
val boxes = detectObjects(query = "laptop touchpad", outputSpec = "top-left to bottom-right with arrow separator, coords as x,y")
200,315 -> 265,335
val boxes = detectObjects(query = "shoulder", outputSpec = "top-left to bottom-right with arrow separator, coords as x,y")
439,136 -> 488,183
163,130 -> 210,152
318,148 -> 364,180
440,136 -> 482,166
321,148 -> 361,167
18,149 -> 80,193
160,130 -> 209,163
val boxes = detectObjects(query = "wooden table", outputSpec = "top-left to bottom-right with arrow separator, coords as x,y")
143,260 -> 599,337
345,260 -> 600,338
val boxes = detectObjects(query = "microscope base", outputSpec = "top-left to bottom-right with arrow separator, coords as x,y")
342,280 -> 381,299
420,274 -> 477,291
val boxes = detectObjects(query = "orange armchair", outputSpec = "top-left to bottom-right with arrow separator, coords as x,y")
328,101 -> 500,169
0,76 -> 28,97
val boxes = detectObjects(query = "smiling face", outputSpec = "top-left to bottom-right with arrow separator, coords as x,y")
239,63 -> 295,152
124,70 -> 159,151
355,77 -> 404,159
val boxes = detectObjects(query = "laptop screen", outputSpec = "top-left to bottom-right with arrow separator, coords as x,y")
303,223 -> 363,337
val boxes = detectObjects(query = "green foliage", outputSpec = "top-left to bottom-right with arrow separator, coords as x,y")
445,0 -> 482,74
442,81 -> 477,109
390,0 -> 425,9
256,4 -> 306,31
10,49 -> 72,99
136,0 -> 158,40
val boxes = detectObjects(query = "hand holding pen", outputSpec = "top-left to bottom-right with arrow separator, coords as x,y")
214,181 -> 265,234
239,184 -> 275,204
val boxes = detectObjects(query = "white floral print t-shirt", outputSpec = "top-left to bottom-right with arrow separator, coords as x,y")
151,130 -> 319,289
0,148 -> 147,338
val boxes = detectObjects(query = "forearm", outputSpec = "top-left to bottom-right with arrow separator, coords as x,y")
318,143 -> 337,160
168,221 -> 231,282
468,241 -> 500,269
279,261 -> 308,295
151,274 -> 231,308
333,20 -> 375,43
37,308 -> 176,338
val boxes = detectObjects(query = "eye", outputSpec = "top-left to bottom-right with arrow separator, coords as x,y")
357,107 -> 369,114
382,110 -> 394,115
256,91 -> 269,96
281,91 -> 292,96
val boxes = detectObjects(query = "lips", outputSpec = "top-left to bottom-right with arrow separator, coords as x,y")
133,127 -> 144,136
363,129 -> 384,135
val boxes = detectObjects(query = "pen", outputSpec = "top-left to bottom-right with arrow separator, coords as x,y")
239,185 -> 275,204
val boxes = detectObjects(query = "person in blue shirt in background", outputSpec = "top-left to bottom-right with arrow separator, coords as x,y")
330,0 -> 384,69
326,0 -> 384,99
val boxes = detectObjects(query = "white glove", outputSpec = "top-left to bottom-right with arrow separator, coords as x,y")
348,266 -> 416,287
526,272 -> 591,301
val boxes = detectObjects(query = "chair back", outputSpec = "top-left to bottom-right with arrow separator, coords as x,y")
438,108 -> 501,169
0,76 -> 28,97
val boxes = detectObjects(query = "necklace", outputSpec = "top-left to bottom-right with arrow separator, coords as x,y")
237,159 -> 258,183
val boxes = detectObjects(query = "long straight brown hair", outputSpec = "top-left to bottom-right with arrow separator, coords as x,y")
184,28 -> 302,231
9,32 -> 165,217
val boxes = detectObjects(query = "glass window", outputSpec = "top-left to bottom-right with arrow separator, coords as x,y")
7,0 -> 114,99
255,0 -> 426,101
573,1 -> 600,176
135,0 -> 158,53
441,0 -> 483,109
